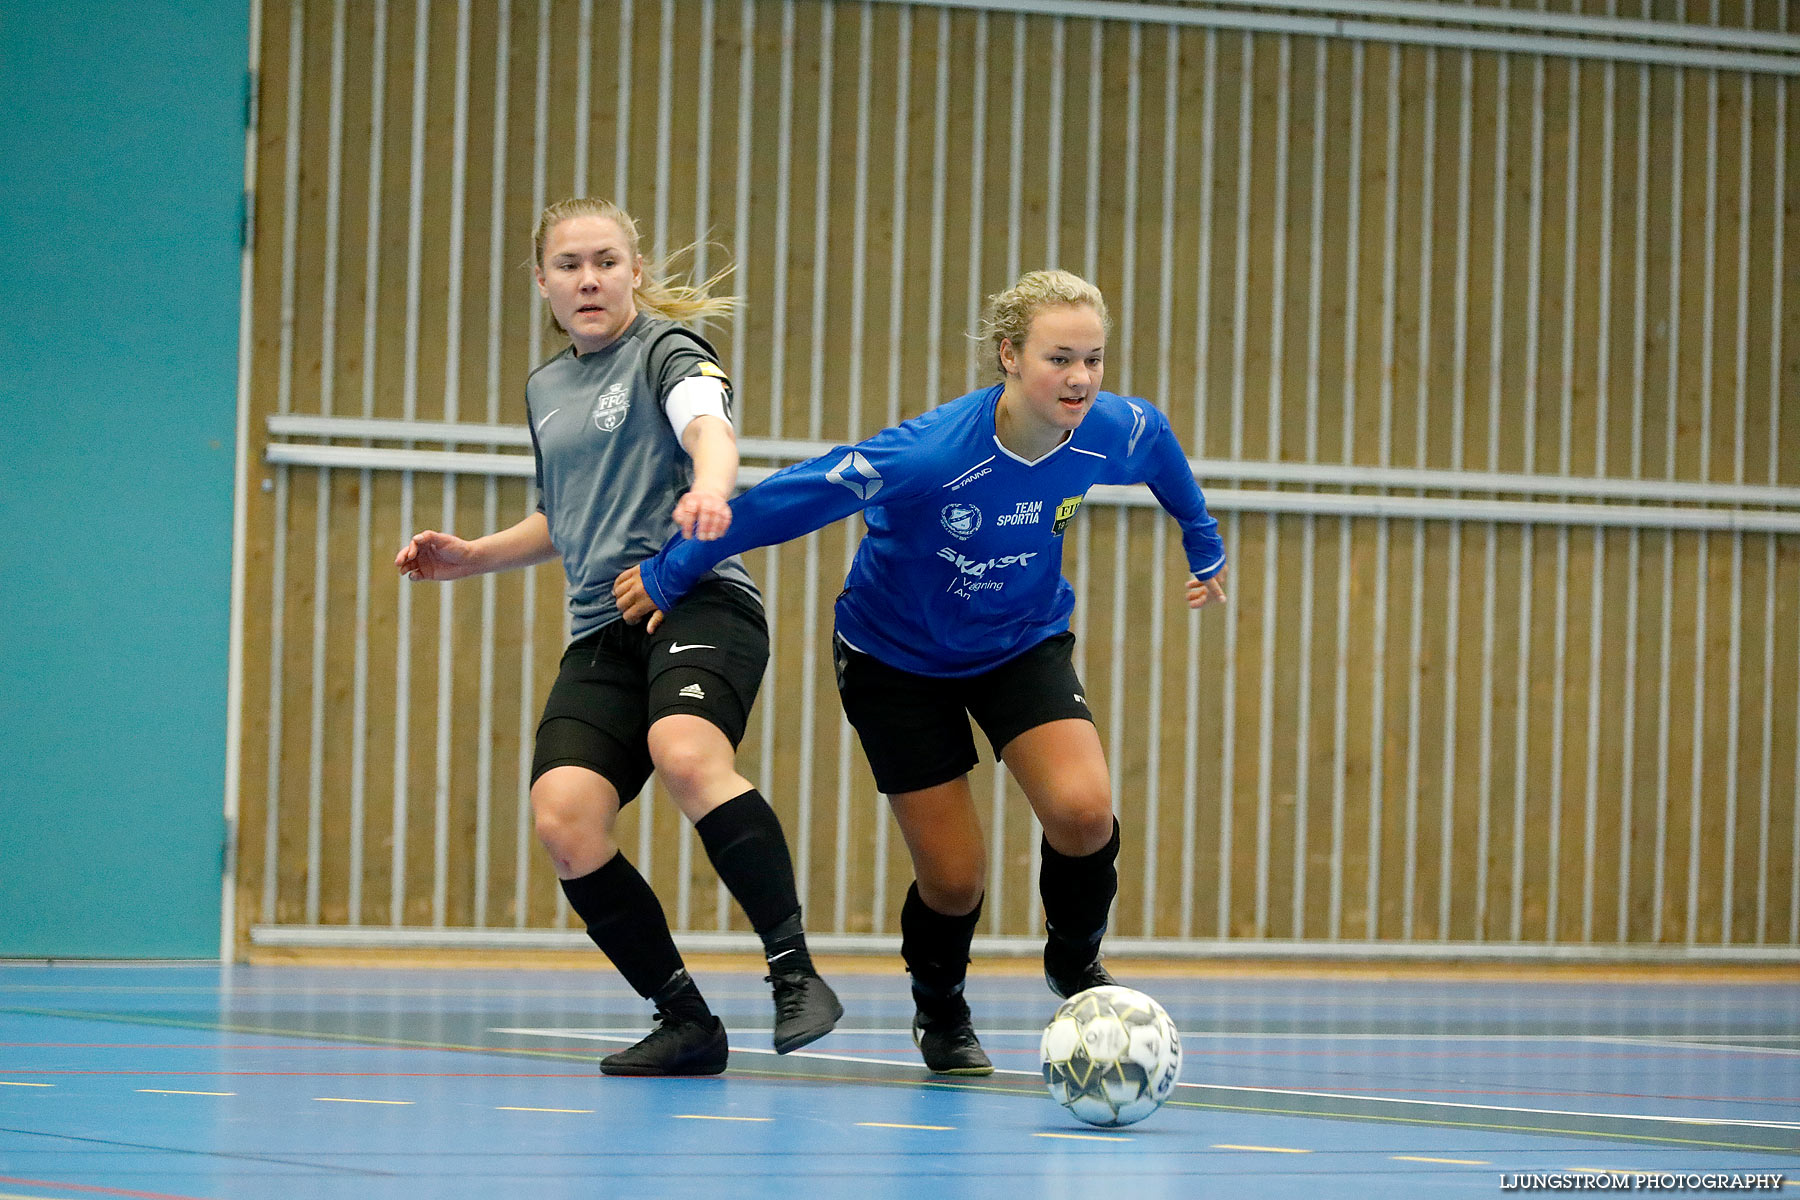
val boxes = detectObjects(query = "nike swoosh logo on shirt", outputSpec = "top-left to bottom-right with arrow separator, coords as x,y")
668,642 -> 716,654
536,408 -> 561,431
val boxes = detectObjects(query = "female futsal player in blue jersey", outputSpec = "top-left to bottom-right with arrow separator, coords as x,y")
615,269 -> 1227,1075
396,199 -> 840,1076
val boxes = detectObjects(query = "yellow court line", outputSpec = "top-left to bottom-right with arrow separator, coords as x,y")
138,1088 -> 236,1096
0,1082 -> 53,1088
313,1097 -> 414,1105
496,1106 -> 594,1114
1213,1143 -> 1312,1154
857,1122 -> 955,1131
672,1114 -> 773,1122
1034,1132 -> 1133,1143
1393,1156 -> 1490,1165
0,1191 -> 82,1200
25,1006 -> 1792,1154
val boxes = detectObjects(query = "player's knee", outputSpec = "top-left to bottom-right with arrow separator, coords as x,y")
1043,800 -> 1114,858
530,778 -> 605,864
530,793 -> 578,855
917,869 -> 985,917
647,730 -> 733,801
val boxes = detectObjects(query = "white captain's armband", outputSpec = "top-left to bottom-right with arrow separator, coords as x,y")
665,374 -> 732,439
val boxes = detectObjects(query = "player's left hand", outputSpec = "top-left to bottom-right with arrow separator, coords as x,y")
1186,567 -> 1228,609
673,489 -> 733,540
613,564 -> 666,633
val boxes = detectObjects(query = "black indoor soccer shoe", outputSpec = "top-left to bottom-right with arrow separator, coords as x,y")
767,970 -> 844,1054
599,1012 -> 729,1077
1045,950 -> 1118,1000
911,1004 -> 994,1076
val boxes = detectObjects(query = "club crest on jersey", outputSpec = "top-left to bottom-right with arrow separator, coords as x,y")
941,503 -> 982,540
592,382 -> 630,432
1051,495 -> 1084,536
827,451 -> 883,500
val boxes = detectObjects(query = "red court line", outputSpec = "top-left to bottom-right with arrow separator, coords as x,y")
1187,1049 -> 1792,1059
1220,1084 -> 1800,1104
12,1070 -> 1788,1105
4,1070 -> 595,1078
0,1044 -> 418,1050
0,1043 -> 586,1052
33,1072 -> 1798,1105
0,1177 -> 214,1200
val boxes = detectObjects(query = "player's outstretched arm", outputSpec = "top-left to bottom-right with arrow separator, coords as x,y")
672,414 -> 738,541
626,429 -> 923,616
395,511 -> 557,582
1123,404 -> 1227,584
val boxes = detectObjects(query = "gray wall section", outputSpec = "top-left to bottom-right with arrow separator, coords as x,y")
0,2 -> 246,956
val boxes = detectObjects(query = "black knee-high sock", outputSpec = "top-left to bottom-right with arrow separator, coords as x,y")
694,789 -> 813,973
1040,817 -> 1121,963
901,882 -> 983,1018
560,853 -> 710,1022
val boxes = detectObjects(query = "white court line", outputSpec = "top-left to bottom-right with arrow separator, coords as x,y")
1665,1035 -> 1800,1042
1187,1082 -> 1800,1132
494,1025 -> 1800,1051
493,1025 -> 1012,1037
491,1026 -> 1800,1131
491,1026 -> 951,1072
1584,1035 -> 1800,1057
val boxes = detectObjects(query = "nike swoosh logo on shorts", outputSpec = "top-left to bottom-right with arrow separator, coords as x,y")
668,642 -> 715,653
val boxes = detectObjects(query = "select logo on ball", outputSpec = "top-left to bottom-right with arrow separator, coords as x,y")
1040,985 -> 1182,1128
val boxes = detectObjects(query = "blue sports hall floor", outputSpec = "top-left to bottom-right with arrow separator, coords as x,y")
1,957 -> 1795,1199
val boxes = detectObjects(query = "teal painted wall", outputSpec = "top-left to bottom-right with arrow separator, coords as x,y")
0,2 -> 247,956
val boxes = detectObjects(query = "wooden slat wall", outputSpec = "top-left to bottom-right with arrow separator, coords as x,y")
237,0 -> 1800,951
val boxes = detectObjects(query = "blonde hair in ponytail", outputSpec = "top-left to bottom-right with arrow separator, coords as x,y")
531,197 -> 738,329
978,268 -> 1110,378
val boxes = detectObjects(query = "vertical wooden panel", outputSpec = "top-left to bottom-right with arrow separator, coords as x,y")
240,0 -> 1800,953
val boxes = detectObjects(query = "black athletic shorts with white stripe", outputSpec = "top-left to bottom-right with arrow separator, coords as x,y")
833,630 -> 1094,796
531,579 -> 767,804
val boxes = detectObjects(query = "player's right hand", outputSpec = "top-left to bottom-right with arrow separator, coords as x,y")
1186,566 -> 1228,609
612,564 -> 666,633
395,530 -> 478,582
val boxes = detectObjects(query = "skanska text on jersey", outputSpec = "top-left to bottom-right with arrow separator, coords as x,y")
937,548 -> 1038,598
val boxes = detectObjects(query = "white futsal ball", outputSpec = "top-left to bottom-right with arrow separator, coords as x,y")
1039,985 -> 1182,1128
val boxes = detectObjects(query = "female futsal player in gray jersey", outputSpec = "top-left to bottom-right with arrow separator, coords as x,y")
395,198 -> 840,1076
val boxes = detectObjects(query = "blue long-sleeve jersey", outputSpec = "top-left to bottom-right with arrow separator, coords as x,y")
638,385 -> 1227,678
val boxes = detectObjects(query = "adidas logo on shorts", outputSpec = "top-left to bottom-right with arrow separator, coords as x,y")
679,683 -> 706,700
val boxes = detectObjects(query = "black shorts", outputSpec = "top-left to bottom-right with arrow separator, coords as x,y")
532,579 -> 767,804
833,631 -> 1094,795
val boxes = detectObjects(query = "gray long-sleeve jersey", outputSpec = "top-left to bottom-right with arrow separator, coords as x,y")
525,314 -> 757,639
